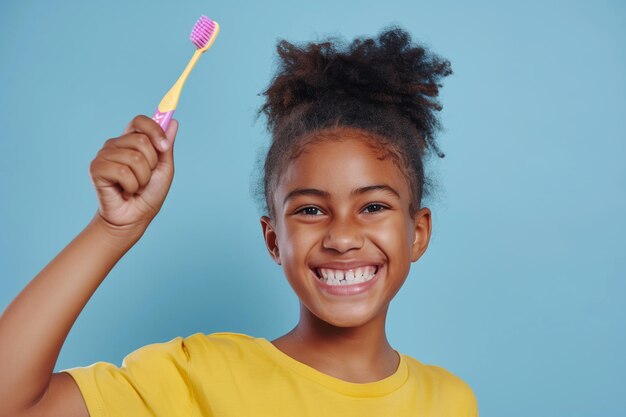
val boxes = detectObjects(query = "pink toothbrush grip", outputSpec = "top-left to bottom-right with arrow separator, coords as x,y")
152,109 -> 175,131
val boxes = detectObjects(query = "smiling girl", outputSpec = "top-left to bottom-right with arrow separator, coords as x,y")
0,26 -> 478,417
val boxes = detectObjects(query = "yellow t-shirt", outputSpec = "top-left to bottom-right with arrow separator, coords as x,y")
62,332 -> 478,417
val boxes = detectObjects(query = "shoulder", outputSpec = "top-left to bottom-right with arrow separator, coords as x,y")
116,332 -> 258,365
181,331 -> 258,351
402,354 -> 478,412
176,331 -> 266,364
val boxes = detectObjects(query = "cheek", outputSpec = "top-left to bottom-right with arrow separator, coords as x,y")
369,216 -> 413,258
278,223 -> 321,264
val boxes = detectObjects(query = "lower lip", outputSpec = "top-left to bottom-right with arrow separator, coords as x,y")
313,270 -> 381,296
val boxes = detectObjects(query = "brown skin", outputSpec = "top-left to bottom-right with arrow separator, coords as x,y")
0,115 -> 178,417
260,128 -> 432,383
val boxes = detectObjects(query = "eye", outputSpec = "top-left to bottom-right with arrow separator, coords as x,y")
296,206 -> 324,216
363,203 -> 388,214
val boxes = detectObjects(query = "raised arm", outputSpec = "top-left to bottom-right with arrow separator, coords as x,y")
0,116 -> 178,417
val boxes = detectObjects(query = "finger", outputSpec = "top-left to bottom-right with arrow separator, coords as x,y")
123,115 -> 169,153
159,119 -> 179,165
165,118 -> 178,144
97,148 -> 152,188
90,159 -> 140,195
104,133 -> 159,170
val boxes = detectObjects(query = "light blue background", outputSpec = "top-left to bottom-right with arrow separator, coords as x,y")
1,1 -> 624,416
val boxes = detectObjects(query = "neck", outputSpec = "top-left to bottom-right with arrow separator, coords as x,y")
271,303 -> 399,383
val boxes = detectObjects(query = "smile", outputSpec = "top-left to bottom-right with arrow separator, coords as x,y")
314,265 -> 379,286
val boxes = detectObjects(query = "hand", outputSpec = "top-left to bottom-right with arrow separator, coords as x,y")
89,115 -> 178,232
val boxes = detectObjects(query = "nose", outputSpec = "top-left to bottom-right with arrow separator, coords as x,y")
322,215 -> 364,253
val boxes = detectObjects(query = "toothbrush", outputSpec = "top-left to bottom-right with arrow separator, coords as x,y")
152,15 -> 220,130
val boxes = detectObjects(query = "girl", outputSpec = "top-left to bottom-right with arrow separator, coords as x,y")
0,26 -> 478,416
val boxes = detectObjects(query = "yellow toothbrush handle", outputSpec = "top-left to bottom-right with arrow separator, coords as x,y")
157,49 -> 204,113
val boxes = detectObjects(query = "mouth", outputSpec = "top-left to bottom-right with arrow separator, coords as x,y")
313,265 -> 379,286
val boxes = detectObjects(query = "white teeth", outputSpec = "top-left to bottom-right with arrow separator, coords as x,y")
316,266 -> 378,286
346,270 -> 355,282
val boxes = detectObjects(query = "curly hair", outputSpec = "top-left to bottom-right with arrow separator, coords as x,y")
255,25 -> 452,218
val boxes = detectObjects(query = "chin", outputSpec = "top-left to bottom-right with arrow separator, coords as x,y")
311,305 -> 380,329
326,318 -> 370,328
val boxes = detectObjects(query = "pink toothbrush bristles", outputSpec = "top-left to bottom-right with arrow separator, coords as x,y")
190,15 -> 217,49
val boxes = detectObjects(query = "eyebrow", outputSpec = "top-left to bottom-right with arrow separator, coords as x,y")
283,184 -> 400,205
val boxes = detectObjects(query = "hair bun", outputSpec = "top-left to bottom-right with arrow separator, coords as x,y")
259,25 -> 452,153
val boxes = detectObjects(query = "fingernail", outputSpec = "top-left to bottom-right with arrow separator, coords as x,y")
160,138 -> 169,151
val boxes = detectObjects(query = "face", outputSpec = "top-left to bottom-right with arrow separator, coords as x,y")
260,128 -> 432,328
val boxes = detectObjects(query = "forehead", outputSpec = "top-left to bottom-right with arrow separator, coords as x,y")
275,131 -> 411,202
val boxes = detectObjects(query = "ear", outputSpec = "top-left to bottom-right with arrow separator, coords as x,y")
410,207 -> 432,262
260,216 -> 281,265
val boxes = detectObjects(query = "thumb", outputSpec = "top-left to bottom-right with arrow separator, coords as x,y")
160,118 -> 178,164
